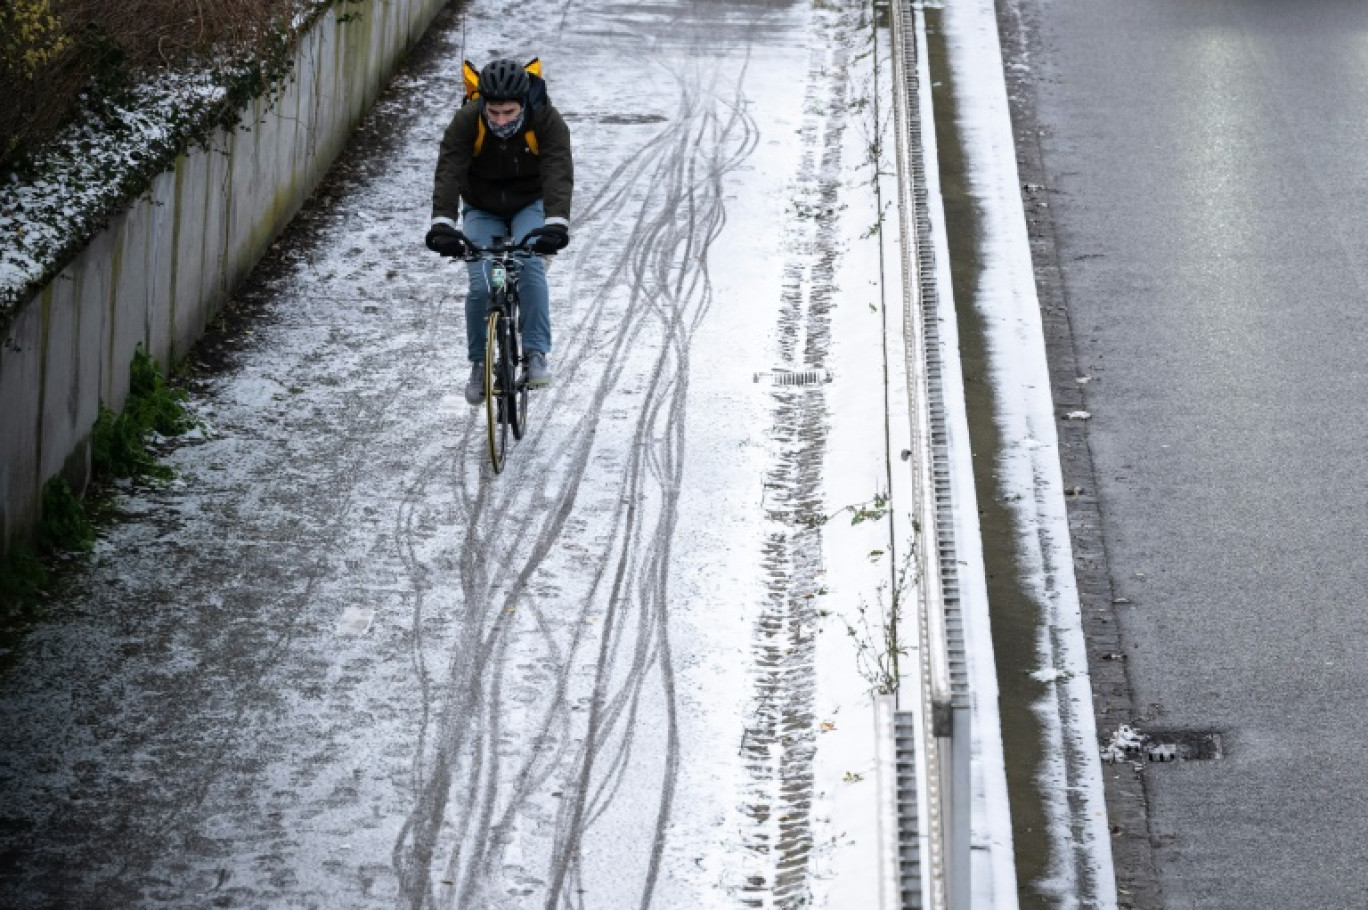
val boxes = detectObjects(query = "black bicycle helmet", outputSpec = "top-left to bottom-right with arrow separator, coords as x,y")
478,58 -> 530,102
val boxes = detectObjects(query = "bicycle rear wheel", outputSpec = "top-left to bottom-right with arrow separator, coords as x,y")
485,311 -> 509,472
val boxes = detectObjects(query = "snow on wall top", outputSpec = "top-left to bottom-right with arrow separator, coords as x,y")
0,0 -> 334,325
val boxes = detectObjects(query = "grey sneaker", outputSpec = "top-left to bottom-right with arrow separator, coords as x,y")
465,361 -> 485,405
526,351 -> 552,388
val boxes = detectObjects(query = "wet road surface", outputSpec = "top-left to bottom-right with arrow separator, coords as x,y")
999,0 -> 1368,906
0,0 -> 902,907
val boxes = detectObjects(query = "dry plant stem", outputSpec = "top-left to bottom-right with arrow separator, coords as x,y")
847,549 -> 917,696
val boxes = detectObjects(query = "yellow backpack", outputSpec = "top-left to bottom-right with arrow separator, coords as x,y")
462,59 -> 542,157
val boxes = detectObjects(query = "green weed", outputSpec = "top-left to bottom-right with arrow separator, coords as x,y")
91,344 -> 192,481
2,344 -> 192,629
848,493 -> 890,525
806,492 -> 892,529
38,476 -> 93,552
0,543 -> 47,620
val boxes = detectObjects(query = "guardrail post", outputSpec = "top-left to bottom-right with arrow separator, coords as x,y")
946,700 -> 972,910
874,696 -> 903,909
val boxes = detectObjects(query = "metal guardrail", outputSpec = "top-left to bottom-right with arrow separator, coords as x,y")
883,1 -> 973,908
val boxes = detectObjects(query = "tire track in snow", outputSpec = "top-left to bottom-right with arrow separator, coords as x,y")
736,4 -> 858,906
388,24 -> 762,909
540,71 -> 760,908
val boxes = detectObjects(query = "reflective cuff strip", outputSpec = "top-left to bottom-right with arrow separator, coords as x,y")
544,217 -> 569,229
431,216 -> 460,231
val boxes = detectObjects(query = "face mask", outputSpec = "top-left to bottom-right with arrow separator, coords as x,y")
487,106 -> 525,140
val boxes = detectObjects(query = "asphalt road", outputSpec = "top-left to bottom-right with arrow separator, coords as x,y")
999,0 -> 1368,906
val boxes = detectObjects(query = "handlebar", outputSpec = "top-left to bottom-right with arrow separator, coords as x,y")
434,228 -> 564,261
460,237 -> 538,260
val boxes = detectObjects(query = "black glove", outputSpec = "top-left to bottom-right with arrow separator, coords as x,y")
425,223 -> 469,257
525,223 -> 569,255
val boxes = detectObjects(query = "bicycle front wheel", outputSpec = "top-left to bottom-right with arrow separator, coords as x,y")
485,311 -> 509,472
507,320 -> 528,442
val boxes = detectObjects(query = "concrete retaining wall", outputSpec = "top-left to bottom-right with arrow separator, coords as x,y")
0,0 -> 448,553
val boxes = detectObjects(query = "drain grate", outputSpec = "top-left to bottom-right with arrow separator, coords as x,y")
1143,730 -> 1224,762
753,369 -> 832,387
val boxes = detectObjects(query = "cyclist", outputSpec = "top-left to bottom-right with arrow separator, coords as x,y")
424,58 -> 574,404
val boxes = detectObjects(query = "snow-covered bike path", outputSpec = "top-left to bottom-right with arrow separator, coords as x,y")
0,0 -> 919,907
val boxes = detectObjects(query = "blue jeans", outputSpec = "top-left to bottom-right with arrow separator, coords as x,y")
462,201 -> 551,363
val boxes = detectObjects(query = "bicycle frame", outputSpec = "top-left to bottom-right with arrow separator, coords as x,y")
464,237 -> 536,473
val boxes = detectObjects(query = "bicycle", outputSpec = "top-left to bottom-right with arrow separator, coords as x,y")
462,236 -> 539,473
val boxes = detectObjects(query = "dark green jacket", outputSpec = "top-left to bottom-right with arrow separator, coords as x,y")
431,92 -> 573,224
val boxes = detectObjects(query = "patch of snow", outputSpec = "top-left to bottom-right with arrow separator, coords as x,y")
1100,725 -> 1147,764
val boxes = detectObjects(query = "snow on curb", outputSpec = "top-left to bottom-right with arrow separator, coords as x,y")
939,0 -> 1119,906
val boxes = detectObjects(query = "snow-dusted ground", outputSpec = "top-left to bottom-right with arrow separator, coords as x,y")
0,0 -> 940,907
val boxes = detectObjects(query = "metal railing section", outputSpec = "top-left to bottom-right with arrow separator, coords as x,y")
885,0 -> 973,908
